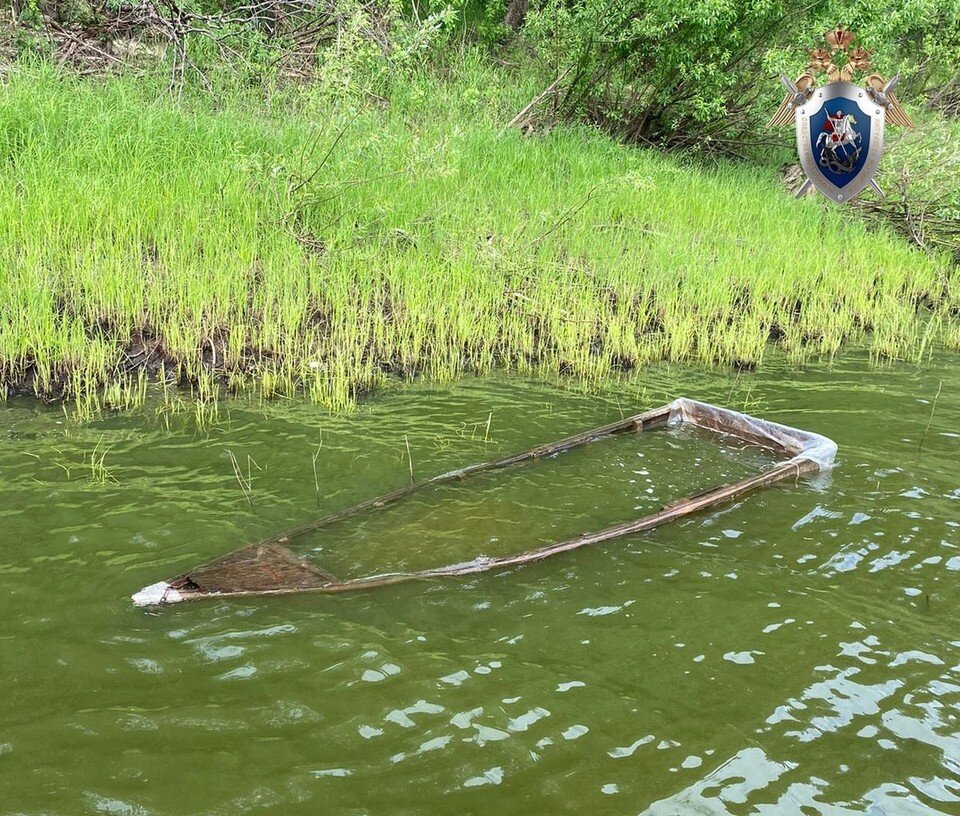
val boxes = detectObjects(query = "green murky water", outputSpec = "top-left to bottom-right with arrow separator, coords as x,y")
2,352 -> 958,815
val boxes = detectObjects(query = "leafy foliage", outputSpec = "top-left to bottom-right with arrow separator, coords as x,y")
854,111 -> 960,261
519,0 -> 960,152
4,0 -> 463,95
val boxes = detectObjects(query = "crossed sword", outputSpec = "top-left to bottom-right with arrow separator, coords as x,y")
780,73 -> 899,198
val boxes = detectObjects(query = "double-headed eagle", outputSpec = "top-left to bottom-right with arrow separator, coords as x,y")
768,27 -> 913,128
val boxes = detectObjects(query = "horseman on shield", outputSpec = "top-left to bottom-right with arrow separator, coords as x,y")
816,109 -> 861,174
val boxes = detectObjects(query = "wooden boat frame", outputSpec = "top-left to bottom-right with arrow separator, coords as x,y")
132,398 -> 837,607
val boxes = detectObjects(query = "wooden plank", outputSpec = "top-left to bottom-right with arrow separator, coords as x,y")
168,543 -> 336,595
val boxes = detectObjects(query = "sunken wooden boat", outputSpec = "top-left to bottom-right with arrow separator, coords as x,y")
132,398 -> 837,607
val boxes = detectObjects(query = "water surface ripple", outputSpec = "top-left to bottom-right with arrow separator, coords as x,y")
1,353 -> 958,815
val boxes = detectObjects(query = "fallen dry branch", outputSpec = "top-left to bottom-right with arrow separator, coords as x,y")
132,398 -> 837,607
506,68 -> 571,132
15,0 -> 347,89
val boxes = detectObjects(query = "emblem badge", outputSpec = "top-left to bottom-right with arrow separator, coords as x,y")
768,28 -> 914,203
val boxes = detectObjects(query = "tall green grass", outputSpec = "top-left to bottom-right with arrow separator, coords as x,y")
0,60 -> 956,411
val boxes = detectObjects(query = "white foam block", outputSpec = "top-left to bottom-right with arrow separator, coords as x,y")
131,581 -> 183,607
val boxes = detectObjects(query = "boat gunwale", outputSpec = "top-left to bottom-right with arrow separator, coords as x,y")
131,398 -> 836,607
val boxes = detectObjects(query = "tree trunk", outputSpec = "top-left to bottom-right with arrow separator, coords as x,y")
503,0 -> 528,30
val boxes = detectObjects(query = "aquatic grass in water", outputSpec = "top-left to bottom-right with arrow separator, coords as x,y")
0,63 -> 956,411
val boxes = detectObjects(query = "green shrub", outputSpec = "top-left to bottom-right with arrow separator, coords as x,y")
519,0 -> 960,152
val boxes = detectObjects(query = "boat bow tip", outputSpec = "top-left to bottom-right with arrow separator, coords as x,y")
132,581 -> 183,608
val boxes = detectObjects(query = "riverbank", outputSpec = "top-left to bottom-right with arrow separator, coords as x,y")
1,61 -> 957,412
